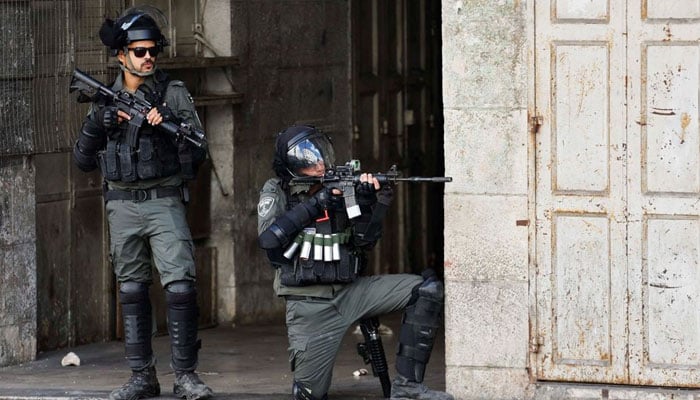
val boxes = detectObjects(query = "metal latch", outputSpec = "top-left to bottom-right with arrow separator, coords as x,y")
529,114 -> 543,134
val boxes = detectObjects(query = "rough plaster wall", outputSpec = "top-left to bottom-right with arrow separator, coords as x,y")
218,1 -> 351,324
442,1 -> 530,399
0,157 -> 37,366
199,0 -> 237,325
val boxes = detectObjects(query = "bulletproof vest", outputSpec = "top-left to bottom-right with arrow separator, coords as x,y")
278,191 -> 366,286
96,72 -> 197,182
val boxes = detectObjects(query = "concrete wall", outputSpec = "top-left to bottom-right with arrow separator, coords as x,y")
198,0 -> 237,325
213,0 -> 351,324
442,1 -> 531,399
0,157 -> 37,366
0,0 -> 36,367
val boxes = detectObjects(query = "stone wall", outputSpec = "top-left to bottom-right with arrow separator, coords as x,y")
0,0 -> 36,367
0,157 -> 37,366
441,1 -> 531,398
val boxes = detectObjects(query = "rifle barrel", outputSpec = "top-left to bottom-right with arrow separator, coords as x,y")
289,175 -> 452,185
391,176 -> 453,183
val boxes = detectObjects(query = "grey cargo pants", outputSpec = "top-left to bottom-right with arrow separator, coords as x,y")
106,196 -> 196,286
285,273 -> 423,397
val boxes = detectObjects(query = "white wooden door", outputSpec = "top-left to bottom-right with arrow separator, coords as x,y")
534,0 -> 629,383
535,0 -> 700,386
626,0 -> 700,387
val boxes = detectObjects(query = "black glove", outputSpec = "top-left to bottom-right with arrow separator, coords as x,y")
356,181 -> 377,206
313,186 -> 344,211
94,105 -> 119,130
376,185 -> 394,206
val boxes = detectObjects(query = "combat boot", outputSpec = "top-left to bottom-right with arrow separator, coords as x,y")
390,375 -> 454,400
173,371 -> 213,400
109,366 -> 160,400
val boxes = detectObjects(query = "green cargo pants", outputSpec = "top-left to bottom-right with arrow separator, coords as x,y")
285,273 -> 423,397
106,196 -> 196,286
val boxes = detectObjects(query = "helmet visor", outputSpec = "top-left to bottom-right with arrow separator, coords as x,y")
286,133 -> 335,177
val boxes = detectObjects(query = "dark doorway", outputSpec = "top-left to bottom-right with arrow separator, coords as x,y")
351,0 -> 445,277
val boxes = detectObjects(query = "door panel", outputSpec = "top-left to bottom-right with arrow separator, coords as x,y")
535,0 -> 628,383
537,0 -> 700,387
352,0 -> 444,275
627,0 -> 700,386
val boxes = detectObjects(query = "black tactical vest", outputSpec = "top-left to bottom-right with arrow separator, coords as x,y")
96,72 -> 197,182
278,191 -> 367,286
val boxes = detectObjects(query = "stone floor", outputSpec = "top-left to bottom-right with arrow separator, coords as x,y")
0,313 -> 446,400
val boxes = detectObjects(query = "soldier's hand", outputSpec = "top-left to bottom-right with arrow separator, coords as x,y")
116,110 -> 130,123
357,173 -> 380,205
313,186 -> 344,211
146,107 -> 164,126
360,173 -> 380,190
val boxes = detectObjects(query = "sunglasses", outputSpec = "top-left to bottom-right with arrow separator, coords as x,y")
127,46 -> 160,58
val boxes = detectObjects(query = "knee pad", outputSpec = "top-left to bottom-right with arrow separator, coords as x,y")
292,381 -> 328,400
396,273 -> 444,382
119,281 -> 150,309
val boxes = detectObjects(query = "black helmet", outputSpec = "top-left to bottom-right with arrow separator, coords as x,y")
273,125 -> 335,179
99,6 -> 169,56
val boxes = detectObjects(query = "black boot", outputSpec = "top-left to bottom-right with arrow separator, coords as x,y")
166,281 -> 213,400
174,371 -> 213,400
392,271 -> 454,400
109,366 -> 160,400
390,375 -> 453,400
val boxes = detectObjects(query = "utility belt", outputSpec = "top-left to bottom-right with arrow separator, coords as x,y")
103,184 -> 189,203
278,228 -> 365,286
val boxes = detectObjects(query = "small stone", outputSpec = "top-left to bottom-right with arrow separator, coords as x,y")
61,352 -> 80,367
352,368 -> 368,377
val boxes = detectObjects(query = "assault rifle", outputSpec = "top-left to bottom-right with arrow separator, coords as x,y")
69,68 -> 207,148
289,160 -> 452,219
357,317 -> 391,398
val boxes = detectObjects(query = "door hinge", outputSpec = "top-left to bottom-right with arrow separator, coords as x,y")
529,114 -> 543,134
529,335 -> 544,353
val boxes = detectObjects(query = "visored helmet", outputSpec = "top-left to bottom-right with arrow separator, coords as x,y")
99,5 -> 169,57
273,125 -> 335,179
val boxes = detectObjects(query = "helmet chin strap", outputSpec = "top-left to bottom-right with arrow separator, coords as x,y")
120,50 -> 156,77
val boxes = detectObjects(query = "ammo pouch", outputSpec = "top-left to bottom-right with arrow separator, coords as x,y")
136,135 -> 163,179
279,246 -> 365,286
98,133 -> 181,182
98,141 -> 138,182
135,128 -> 180,180
98,140 -> 121,181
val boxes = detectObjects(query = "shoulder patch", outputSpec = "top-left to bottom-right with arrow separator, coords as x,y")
257,196 -> 276,218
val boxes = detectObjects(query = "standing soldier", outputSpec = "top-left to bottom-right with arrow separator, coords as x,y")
72,7 -> 213,400
257,125 -> 454,400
